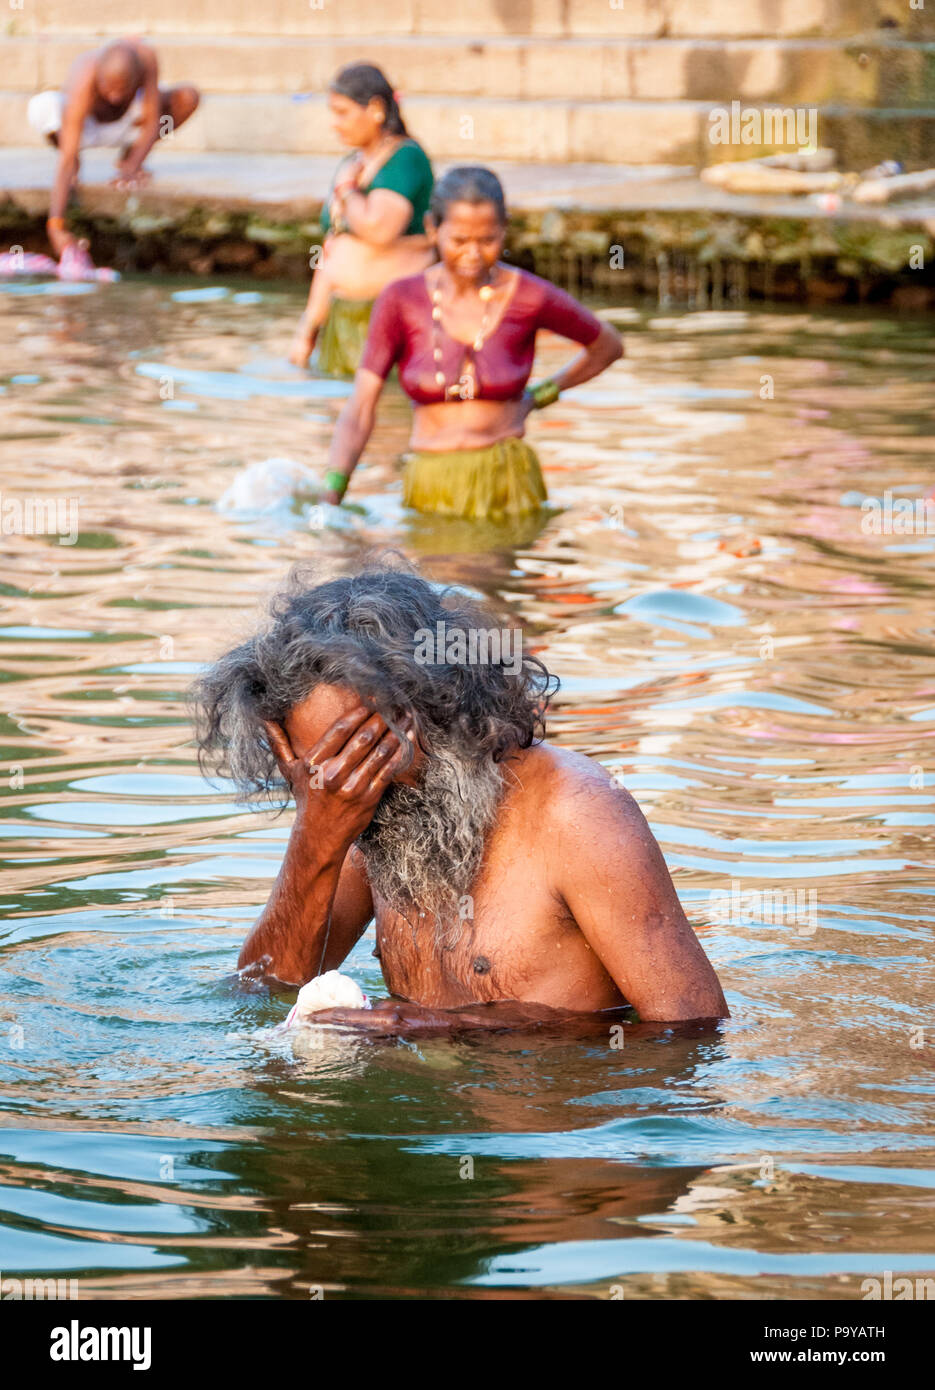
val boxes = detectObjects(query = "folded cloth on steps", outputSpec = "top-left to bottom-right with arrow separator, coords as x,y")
28,88 -> 143,150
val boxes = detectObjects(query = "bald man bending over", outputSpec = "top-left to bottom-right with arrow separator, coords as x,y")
28,39 -> 199,257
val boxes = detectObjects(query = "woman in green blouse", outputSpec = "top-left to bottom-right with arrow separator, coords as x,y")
290,64 -> 435,378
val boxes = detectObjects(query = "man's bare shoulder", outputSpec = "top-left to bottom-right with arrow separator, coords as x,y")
503,742 -> 644,831
346,841 -> 370,883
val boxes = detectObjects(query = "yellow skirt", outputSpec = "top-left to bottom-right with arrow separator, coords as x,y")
402,437 -> 548,523
313,295 -> 374,379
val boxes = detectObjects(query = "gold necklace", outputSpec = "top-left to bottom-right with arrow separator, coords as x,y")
430,269 -> 496,399
332,136 -> 395,229
356,133 -> 396,186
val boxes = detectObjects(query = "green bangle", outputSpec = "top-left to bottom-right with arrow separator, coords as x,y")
324,469 -> 348,498
530,378 -> 560,409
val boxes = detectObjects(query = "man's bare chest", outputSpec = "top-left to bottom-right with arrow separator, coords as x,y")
370,854 -> 591,1008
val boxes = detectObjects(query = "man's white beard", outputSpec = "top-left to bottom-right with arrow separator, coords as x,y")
355,741 -> 505,937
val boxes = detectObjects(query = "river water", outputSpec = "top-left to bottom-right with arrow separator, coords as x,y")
0,277 -> 932,1299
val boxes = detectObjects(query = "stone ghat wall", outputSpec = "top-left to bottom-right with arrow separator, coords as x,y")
2,191 -> 933,309
5,0 -> 934,39
2,0 -> 933,166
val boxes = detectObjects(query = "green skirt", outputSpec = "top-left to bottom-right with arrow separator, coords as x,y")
313,295 -> 374,379
402,437 -> 548,523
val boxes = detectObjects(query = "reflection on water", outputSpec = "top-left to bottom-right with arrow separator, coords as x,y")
0,277 -> 933,1299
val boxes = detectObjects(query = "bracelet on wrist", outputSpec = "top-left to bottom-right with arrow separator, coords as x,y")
529,378 -> 560,409
324,469 -> 349,498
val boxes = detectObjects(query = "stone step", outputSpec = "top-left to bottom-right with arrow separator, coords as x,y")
8,0 -> 935,41
4,89 -> 932,168
3,34 -> 934,107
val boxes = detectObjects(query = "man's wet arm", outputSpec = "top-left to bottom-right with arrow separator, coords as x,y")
237,842 -> 373,985
48,82 -> 90,219
553,782 -> 729,1021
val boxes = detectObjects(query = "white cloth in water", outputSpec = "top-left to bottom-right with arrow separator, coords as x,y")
216,457 -> 322,515
28,89 -> 144,149
285,972 -> 371,1027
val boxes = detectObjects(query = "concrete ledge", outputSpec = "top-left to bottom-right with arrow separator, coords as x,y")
1,148 -> 932,309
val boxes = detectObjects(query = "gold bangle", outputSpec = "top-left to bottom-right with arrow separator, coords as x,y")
47,216 -> 66,229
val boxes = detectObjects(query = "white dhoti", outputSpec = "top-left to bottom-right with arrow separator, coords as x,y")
28,89 -> 144,149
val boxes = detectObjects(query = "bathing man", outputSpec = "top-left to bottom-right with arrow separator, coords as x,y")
193,558 -> 729,1032
28,39 -> 200,258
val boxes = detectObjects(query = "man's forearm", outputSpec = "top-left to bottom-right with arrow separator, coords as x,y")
311,998 -> 623,1037
120,121 -> 160,173
238,835 -> 346,985
49,155 -> 79,226
326,403 -> 373,491
342,192 -> 399,247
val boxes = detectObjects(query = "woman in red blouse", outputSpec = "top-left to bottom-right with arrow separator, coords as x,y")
323,166 -> 623,523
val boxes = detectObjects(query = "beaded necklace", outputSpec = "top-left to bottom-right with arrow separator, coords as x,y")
430,268 -> 497,400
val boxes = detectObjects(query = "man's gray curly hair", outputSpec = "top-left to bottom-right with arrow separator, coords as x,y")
191,549 -> 558,806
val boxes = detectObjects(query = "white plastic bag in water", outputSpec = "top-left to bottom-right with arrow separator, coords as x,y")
284,971 -> 371,1027
217,457 -> 322,514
